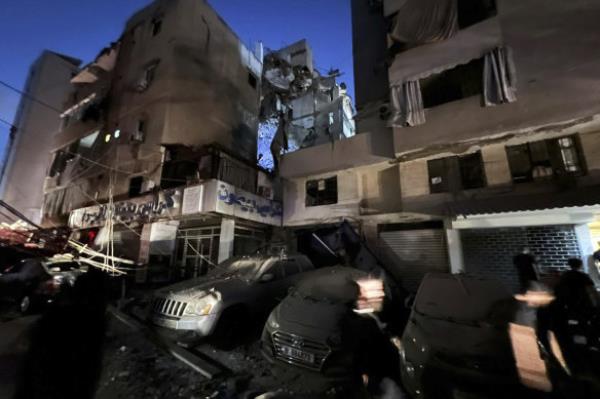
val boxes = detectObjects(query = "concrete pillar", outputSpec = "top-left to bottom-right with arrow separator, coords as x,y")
218,218 -> 235,263
445,224 -> 465,274
574,223 -> 600,284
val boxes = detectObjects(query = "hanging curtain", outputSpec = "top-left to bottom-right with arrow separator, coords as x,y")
390,81 -> 426,127
483,46 -> 517,106
390,0 -> 458,44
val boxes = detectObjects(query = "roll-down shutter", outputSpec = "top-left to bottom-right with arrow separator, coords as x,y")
379,227 -> 450,292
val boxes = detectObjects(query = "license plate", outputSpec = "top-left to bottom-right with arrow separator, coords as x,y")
280,345 -> 315,363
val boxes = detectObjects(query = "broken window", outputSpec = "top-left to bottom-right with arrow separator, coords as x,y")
131,118 -> 146,142
137,62 -> 158,92
420,58 -> 484,108
306,176 -> 338,207
428,151 -> 486,193
160,146 -> 199,189
506,135 -> 585,183
151,17 -> 163,36
128,176 -> 144,197
459,151 -> 486,189
457,0 -> 497,29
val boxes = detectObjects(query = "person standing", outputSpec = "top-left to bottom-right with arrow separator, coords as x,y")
513,247 -> 539,292
554,258 -> 596,310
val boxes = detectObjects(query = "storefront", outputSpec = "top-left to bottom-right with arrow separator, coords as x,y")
68,179 -> 282,281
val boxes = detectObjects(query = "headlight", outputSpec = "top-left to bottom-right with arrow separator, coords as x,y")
267,313 -> 280,330
183,292 -> 220,316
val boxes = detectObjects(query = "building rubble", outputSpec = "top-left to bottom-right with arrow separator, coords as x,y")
260,40 -> 355,169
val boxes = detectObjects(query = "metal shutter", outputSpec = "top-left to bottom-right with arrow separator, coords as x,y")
379,228 -> 450,292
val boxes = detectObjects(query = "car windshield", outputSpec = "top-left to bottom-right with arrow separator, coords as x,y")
414,275 -> 513,323
206,257 -> 263,280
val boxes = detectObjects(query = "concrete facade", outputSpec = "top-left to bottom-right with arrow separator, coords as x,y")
0,51 -> 80,224
279,0 -> 600,291
42,0 -> 263,225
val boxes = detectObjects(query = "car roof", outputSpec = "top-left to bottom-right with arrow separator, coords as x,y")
294,266 -> 367,303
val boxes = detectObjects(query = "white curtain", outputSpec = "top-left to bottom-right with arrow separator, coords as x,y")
390,81 -> 426,127
483,46 -> 517,106
390,0 -> 458,44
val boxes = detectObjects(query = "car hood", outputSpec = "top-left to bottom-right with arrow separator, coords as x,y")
273,295 -> 349,341
156,274 -> 250,300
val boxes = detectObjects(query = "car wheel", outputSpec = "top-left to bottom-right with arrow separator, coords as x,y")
20,295 -> 32,314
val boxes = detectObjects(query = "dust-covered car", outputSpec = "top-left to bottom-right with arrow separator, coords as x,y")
0,254 -> 86,313
261,266 -> 400,396
399,273 -> 527,399
149,253 -> 315,339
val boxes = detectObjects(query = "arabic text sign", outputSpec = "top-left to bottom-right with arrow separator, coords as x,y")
69,189 -> 182,229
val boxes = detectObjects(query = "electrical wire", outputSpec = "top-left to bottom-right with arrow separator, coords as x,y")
0,80 -> 63,114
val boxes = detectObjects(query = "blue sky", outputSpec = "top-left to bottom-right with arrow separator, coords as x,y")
0,0 -> 354,160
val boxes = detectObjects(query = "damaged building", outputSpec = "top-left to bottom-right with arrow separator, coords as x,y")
260,39 -> 355,168
41,0 -> 279,280
280,0 -> 600,292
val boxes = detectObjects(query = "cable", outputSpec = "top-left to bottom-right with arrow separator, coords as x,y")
0,117 -> 17,130
0,80 -> 63,114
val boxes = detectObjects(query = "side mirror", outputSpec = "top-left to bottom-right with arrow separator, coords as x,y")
260,273 -> 275,283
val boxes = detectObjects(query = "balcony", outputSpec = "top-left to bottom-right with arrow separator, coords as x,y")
279,131 -> 394,178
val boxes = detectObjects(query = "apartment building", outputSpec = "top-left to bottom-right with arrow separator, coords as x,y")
41,0 -> 277,280
282,0 -> 600,292
0,51 -> 81,224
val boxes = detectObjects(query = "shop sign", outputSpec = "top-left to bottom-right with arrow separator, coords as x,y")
69,188 -> 182,229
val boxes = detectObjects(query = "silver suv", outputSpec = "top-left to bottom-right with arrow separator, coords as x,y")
149,254 -> 314,338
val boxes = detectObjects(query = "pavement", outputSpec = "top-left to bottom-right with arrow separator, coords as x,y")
0,314 -> 40,399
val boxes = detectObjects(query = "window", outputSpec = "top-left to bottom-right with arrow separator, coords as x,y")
428,151 -> 486,193
306,176 -> 338,207
151,17 -> 163,36
247,71 -> 258,89
129,176 -> 144,197
457,0 -> 497,29
131,118 -> 146,142
459,152 -> 486,189
137,62 -> 158,91
506,135 -> 585,183
421,58 -> 484,108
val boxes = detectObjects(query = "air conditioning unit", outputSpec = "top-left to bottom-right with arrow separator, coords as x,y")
131,131 -> 145,143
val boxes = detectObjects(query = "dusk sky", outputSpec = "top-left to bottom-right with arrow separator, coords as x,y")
0,0 -> 354,158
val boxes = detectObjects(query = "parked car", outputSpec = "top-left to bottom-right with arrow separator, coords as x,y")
399,273 -> 527,399
261,266 -> 400,396
0,255 -> 86,313
149,253 -> 315,341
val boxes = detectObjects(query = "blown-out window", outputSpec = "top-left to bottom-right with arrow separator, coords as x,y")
506,135 -> 585,183
428,151 -> 486,193
306,176 -> 338,207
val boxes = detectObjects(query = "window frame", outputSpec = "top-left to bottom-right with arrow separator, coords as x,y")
428,151 -> 486,193
506,135 -> 586,183
305,176 -> 338,207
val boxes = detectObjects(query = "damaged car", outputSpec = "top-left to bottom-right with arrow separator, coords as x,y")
261,266 -> 401,397
399,273 -> 528,399
149,253 -> 315,343
0,254 -> 86,313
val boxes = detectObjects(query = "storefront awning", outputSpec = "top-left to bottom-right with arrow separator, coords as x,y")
449,185 -> 600,217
